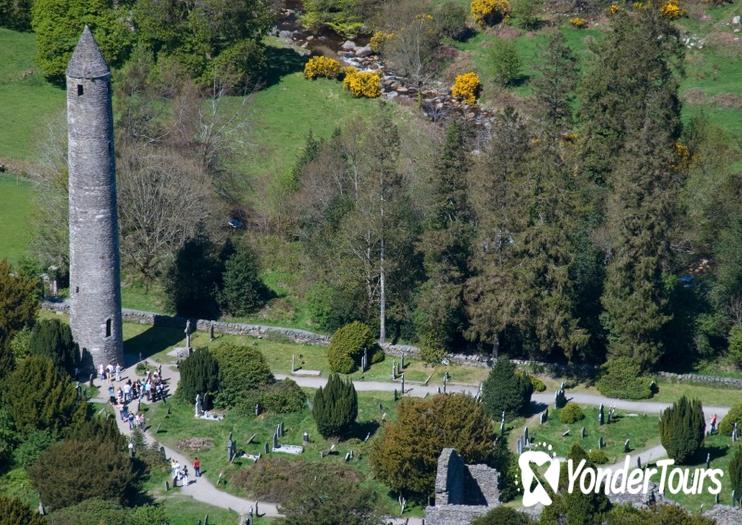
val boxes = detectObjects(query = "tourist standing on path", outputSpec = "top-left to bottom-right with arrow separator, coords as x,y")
115,363 -> 121,382
193,457 -> 201,478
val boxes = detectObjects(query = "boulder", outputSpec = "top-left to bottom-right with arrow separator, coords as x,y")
355,45 -> 373,57
341,40 -> 357,51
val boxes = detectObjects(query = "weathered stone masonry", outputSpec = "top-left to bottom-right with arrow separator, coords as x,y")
67,27 -> 124,371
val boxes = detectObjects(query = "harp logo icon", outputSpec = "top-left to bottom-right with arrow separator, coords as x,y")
519,451 -> 561,507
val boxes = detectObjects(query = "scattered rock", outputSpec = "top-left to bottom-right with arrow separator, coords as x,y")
177,437 -> 215,451
355,45 -> 372,57
732,15 -> 740,25
341,40 -> 357,51
278,30 -> 294,41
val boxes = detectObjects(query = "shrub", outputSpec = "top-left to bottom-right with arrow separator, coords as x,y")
371,393 -> 494,496
596,357 -> 654,400
370,31 -> 394,53
29,438 -> 136,511
481,359 -> 533,419
559,404 -> 585,424
488,38 -> 521,87
303,55 -> 343,80
327,321 -> 376,374
5,356 -> 83,436
218,243 -> 268,316
312,374 -> 358,438
719,403 -> 742,435
661,0 -> 686,19
731,446 -> 742,501
471,0 -> 511,26
420,339 -> 446,364
0,495 -> 45,525
569,17 -> 588,28
728,325 -> 742,368
659,396 -> 705,464
471,506 -> 533,525
511,0 -> 542,30
530,376 -> 546,392
434,1 -> 469,40
260,379 -> 307,414
45,498 -> 167,525
588,449 -> 609,465
342,69 -> 381,98
608,3 -> 620,14
8,327 -> 32,361
177,347 -> 219,408
451,72 -> 481,105
212,343 -> 274,408
0,408 -> 15,469
11,429 -> 55,467
29,319 -> 79,375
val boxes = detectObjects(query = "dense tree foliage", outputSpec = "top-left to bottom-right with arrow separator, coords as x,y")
730,446 -> 742,502
481,358 -> 533,419
312,373 -> 358,438
328,321 -> 377,373
595,357 -> 654,400
473,507 -> 533,525
370,393 -> 494,496
177,347 -> 220,407
29,319 -> 79,375
4,356 -> 83,436
29,437 -> 136,510
165,235 -> 222,319
0,496 -> 46,525
659,396 -> 705,464
46,498 -> 168,525
218,242 -> 268,316
0,259 -> 39,376
212,342 -> 274,408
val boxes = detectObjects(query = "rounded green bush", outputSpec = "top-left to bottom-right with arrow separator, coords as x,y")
559,404 -> 585,424
588,449 -> 609,465
596,357 -> 653,400
212,343 -> 274,408
530,376 -> 546,392
328,321 -> 377,374
719,404 -> 742,435
260,379 -> 307,414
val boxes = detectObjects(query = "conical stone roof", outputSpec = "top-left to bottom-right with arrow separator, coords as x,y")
66,26 -> 110,79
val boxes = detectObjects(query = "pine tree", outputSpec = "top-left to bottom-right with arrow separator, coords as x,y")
177,347 -> 220,408
218,243 -> 268,316
165,235 -> 221,319
29,319 -> 79,375
481,359 -> 533,419
312,373 -> 358,438
730,446 -> 742,501
415,121 -> 473,353
0,259 -> 39,377
659,396 -> 705,464
532,30 -> 578,141
0,496 -> 45,525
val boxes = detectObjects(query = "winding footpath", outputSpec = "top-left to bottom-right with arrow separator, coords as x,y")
90,357 -> 733,523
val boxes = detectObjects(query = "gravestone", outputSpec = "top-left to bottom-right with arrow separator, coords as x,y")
184,319 -> 192,350
598,404 -> 605,426
255,403 -> 260,416
209,321 -> 215,341
624,439 -> 630,453
499,411 -> 506,436
361,348 -> 368,372
264,442 -> 269,454
195,394 -> 203,417
598,436 -> 605,449
272,432 -> 279,450
581,427 -> 586,438
524,427 -> 529,444
637,456 -> 642,469
401,373 -> 405,395
706,452 -> 711,468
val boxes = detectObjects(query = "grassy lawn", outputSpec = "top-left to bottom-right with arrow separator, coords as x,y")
158,496 -> 256,525
0,175 -> 35,264
0,28 -> 64,163
144,391 -> 421,517
526,405 -> 660,463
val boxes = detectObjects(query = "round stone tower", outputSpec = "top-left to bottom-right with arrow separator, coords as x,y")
67,26 -> 124,371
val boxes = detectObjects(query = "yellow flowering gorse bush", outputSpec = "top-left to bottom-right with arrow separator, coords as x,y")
608,3 -> 620,14
451,72 -> 481,105
370,31 -> 394,53
471,0 -> 511,26
661,0 -> 686,19
569,17 -> 588,28
304,56 -> 343,80
343,68 -> 381,98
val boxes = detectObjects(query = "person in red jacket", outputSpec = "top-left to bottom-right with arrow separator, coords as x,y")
193,457 -> 201,478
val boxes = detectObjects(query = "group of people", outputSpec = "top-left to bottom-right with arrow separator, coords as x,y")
170,457 -> 202,488
104,366 -> 168,405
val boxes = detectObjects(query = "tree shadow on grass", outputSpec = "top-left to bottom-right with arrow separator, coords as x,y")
261,45 -> 307,89
124,325 -> 184,365
692,443 -> 729,465
345,420 -> 380,441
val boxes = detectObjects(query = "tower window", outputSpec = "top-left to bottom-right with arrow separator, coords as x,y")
75,286 -> 79,294
77,84 -> 83,96
105,318 -> 112,338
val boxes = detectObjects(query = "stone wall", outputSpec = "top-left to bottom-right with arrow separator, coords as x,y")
434,448 -> 465,506
424,505 -> 489,525
467,464 -> 500,506
702,504 -> 742,525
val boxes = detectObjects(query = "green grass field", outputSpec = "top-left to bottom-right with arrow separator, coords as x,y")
527,405 -> 660,463
0,175 -> 35,264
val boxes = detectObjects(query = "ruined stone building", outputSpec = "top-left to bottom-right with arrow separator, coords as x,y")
66,27 -> 124,370
425,448 -> 501,525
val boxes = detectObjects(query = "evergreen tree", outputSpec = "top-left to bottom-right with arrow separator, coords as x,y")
0,496 -> 46,525
659,396 -> 705,465
312,373 -> 358,438
29,319 -> 79,375
0,0 -> 33,30
218,243 -> 268,317
177,347 -> 220,408
415,121 -> 472,353
31,0 -> 133,83
532,30 -> 578,140
4,356 -> 83,436
730,446 -> 742,502
481,359 -> 533,419
0,259 -> 39,377
592,6 -> 685,370
165,235 -> 221,319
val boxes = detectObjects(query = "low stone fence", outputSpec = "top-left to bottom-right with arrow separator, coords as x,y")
43,301 -> 742,388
